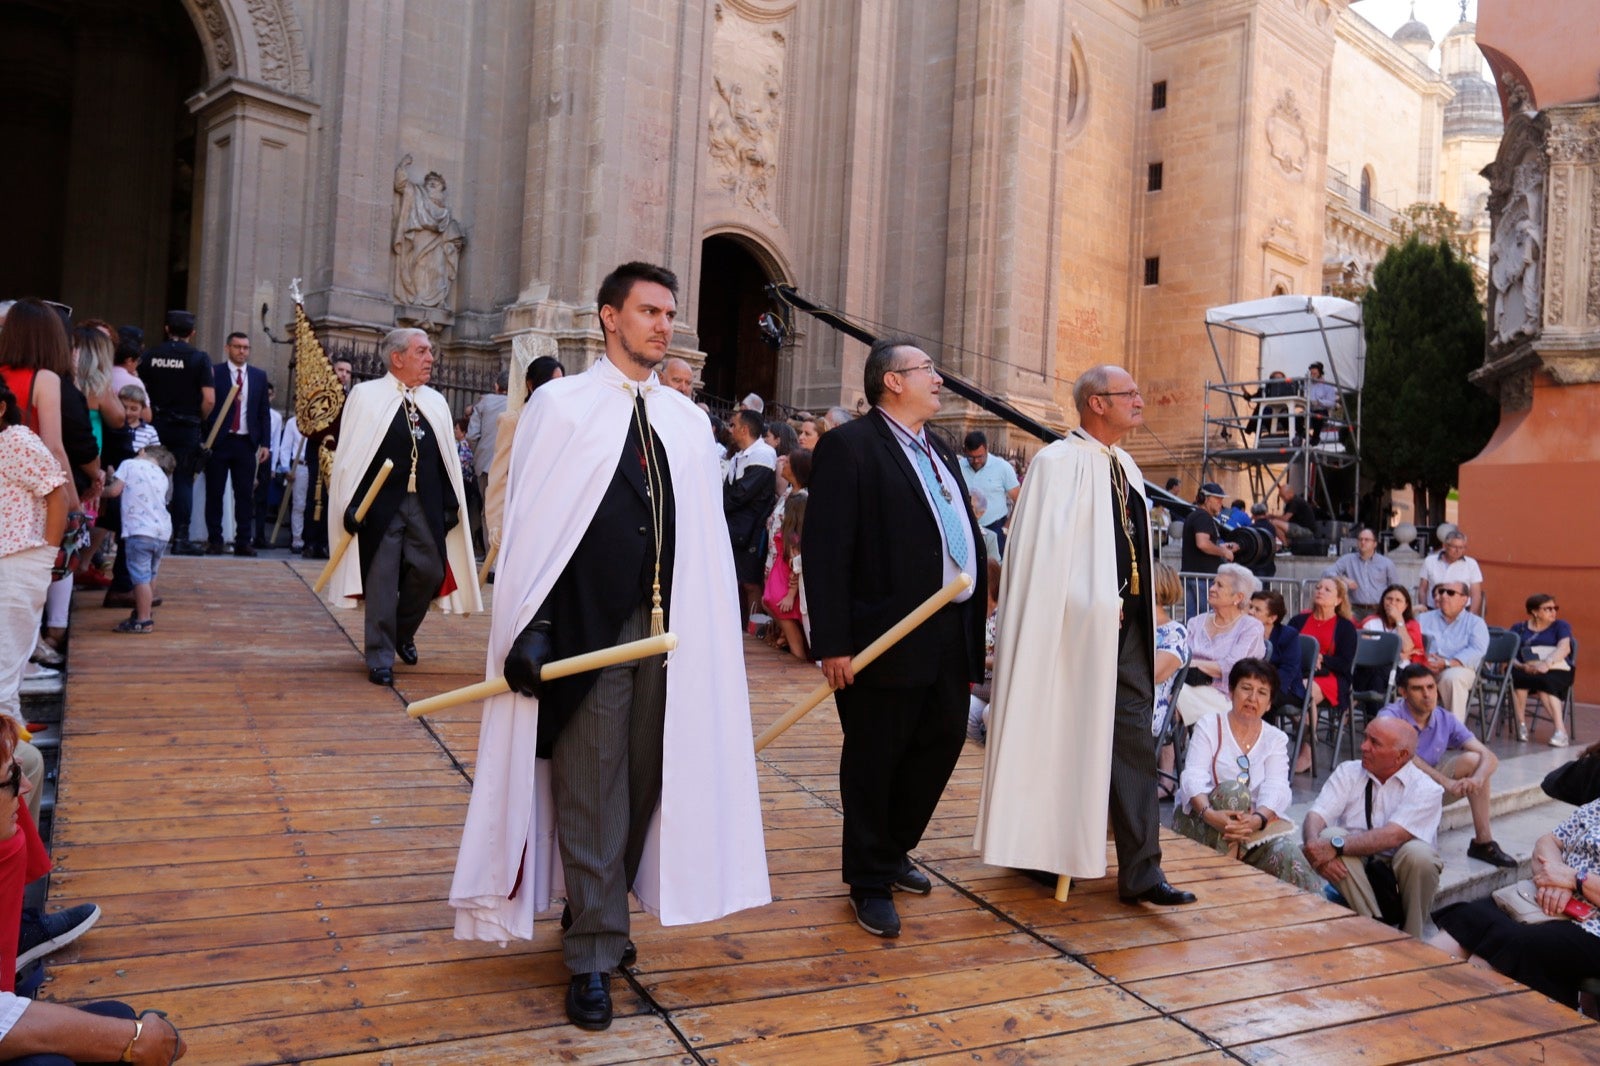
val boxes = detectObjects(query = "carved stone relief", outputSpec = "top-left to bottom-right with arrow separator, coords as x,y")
1266,91 -> 1309,179
191,0 -> 236,70
1543,107 -> 1600,328
709,3 -> 787,225
1482,109 -> 1548,356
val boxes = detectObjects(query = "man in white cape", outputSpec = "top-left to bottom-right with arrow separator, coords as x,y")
974,365 -> 1195,906
448,262 -> 768,1031
324,328 -> 481,685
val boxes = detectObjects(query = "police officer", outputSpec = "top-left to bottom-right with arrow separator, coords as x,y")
140,310 -> 216,554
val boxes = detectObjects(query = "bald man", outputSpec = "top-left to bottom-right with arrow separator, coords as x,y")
1302,716 -> 1444,936
659,357 -> 695,399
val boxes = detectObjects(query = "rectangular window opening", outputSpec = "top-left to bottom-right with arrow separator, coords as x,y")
1147,162 -> 1164,192
1144,257 -> 1161,286
1151,81 -> 1168,110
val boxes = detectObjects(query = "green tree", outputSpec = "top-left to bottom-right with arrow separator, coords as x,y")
1361,235 -> 1498,526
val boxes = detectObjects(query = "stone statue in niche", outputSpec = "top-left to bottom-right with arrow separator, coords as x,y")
392,155 -> 465,308
709,69 -> 781,223
1489,158 -> 1543,346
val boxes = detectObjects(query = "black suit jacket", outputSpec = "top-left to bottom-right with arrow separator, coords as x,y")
351,406 -> 458,580
530,413 -> 676,756
205,363 -> 272,450
802,408 -> 987,687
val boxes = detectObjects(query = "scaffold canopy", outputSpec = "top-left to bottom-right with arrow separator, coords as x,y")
1204,295 -> 1365,389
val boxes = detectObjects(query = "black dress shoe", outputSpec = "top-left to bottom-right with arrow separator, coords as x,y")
892,866 -> 933,895
368,666 -> 394,686
565,972 -> 613,1031
397,642 -> 418,666
1467,839 -> 1518,869
205,541 -> 225,556
307,546 -> 329,560
233,543 -> 258,557
1120,881 -> 1197,906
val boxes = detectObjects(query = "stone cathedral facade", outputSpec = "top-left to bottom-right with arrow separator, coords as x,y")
0,0 -> 1497,484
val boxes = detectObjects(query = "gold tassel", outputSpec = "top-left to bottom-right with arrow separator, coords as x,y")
1130,564 -> 1140,597
407,465 -> 417,494
649,575 -> 665,637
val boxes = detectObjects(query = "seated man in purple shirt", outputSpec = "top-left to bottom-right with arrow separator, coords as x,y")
1377,663 -> 1516,869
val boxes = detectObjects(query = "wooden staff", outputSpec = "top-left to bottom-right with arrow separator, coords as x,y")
405,632 -> 679,719
311,459 -> 393,594
753,573 -> 972,753
477,540 -> 499,586
201,378 -> 241,453
269,463 -> 296,545
1055,876 -> 1071,903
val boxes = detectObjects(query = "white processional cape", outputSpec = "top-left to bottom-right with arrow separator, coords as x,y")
324,374 -> 482,615
973,432 -> 1155,878
449,356 -> 770,942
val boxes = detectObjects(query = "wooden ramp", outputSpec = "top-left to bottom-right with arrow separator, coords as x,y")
45,559 -> 1596,1063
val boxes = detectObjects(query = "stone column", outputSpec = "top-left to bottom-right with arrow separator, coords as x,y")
1461,99 -> 1600,700
186,78 -> 316,390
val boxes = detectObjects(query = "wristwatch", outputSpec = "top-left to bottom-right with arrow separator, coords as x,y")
1330,836 -> 1346,857
1577,870 -> 1588,899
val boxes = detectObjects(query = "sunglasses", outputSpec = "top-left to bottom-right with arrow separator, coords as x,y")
1234,754 -> 1250,787
1434,589 -> 1464,598
0,764 -> 19,798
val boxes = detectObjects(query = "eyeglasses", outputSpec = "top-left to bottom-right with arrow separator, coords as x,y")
1540,605 -> 1560,612
892,362 -> 938,377
1434,589 -> 1464,598
0,764 -> 19,798
1096,390 -> 1143,401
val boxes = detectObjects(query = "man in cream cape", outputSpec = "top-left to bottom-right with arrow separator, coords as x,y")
974,365 -> 1194,906
449,262 -> 768,1031
324,328 -> 481,685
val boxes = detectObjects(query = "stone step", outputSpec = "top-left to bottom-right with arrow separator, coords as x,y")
1433,798 -> 1576,909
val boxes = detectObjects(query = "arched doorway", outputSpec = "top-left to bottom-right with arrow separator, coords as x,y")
0,1 -> 204,336
697,235 -> 779,406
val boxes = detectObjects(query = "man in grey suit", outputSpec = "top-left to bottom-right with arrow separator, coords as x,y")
465,370 -> 508,531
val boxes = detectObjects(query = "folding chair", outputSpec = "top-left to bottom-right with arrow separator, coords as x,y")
1335,631 -> 1401,764
1472,630 -> 1522,741
1155,664 -> 1191,796
1286,634 -> 1322,776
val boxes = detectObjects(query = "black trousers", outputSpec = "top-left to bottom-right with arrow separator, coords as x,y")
835,605 -> 968,898
1109,616 -> 1164,896
155,418 -> 201,542
204,434 -> 258,545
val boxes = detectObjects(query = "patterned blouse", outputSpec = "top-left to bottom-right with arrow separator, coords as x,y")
1553,798 -> 1600,939
1152,620 -> 1190,737
0,425 -> 68,557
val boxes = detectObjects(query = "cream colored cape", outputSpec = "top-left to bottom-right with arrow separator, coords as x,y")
449,356 -> 770,942
323,373 -> 483,615
973,431 -> 1154,877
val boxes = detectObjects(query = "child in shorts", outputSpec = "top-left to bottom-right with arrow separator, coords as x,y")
101,446 -> 174,633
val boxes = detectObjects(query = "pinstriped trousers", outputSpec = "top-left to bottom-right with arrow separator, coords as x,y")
1109,617 -> 1165,896
550,604 -> 667,973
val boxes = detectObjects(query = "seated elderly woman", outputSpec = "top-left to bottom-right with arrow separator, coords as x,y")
1172,658 -> 1320,891
1430,798 -> 1600,1011
1182,564 -> 1267,722
1510,593 -> 1574,746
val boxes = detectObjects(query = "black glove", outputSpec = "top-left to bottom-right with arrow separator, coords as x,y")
444,506 -> 459,533
505,621 -> 554,699
343,503 -> 364,535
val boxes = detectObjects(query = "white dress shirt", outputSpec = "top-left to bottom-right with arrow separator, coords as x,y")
1310,759 -> 1444,854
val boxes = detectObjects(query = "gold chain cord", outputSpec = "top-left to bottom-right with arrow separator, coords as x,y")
1106,450 -> 1140,597
399,385 -> 421,493
630,386 -> 668,636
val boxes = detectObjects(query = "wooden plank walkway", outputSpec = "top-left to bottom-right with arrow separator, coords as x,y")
43,558 -> 1597,1063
